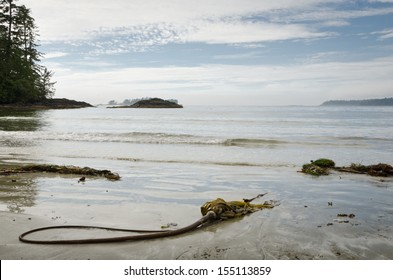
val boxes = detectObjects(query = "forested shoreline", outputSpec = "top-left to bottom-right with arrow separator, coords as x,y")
321,98 -> 393,106
0,0 -> 55,104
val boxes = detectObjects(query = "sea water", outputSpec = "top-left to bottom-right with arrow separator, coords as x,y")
1,106 -> 393,167
1,106 -> 393,259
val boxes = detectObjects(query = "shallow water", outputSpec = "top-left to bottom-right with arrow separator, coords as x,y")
0,106 -> 392,259
1,106 -> 393,166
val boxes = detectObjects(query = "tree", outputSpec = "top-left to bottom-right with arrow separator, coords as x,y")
0,0 -> 55,104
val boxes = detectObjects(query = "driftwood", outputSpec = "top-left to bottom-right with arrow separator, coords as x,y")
0,164 -> 120,180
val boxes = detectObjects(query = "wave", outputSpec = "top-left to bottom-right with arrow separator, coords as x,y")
0,131 -> 286,146
1,131 -> 391,147
223,138 -> 287,146
0,116 -> 38,121
60,155 -> 296,168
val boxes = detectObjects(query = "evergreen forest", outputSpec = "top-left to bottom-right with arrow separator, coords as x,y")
0,0 -> 55,104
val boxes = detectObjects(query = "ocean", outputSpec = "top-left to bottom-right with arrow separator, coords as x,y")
0,106 -> 392,259
1,106 -> 393,168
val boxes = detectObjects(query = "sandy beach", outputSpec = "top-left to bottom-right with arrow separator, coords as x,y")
1,164 -> 392,260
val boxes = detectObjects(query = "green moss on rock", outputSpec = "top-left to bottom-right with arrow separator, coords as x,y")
312,158 -> 335,168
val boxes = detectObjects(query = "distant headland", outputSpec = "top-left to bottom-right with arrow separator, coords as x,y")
108,98 -> 183,108
321,97 -> 393,106
0,98 -> 93,110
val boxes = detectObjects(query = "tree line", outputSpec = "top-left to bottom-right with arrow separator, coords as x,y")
321,98 -> 393,106
0,0 -> 55,104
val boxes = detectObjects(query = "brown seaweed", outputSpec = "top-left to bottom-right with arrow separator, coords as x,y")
0,164 -> 120,180
301,158 -> 393,177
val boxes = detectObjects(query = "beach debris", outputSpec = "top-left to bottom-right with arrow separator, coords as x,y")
336,163 -> 393,177
201,197 -> 278,220
301,159 -> 393,177
337,213 -> 355,218
242,193 -> 267,203
335,220 -> 349,223
0,164 -> 121,180
301,158 -> 335,176
18,195 -> 278,245
161,223 -> 178,229
328,202 -> 333,206
302,163 -> 330,176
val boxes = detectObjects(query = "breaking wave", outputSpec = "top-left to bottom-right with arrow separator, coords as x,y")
1,131 -> 391,147
0,131 -> 288,146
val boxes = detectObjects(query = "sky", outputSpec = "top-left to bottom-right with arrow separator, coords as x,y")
19,0 -> 393,106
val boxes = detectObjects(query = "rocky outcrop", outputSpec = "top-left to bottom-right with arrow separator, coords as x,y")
109,98 -> 183,108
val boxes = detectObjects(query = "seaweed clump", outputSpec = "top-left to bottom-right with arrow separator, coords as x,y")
338,163 -> 393,177
301,158 -> 335,176
0,164 -> 121,180
301,159 -> 393,177
200,196 -> 277,220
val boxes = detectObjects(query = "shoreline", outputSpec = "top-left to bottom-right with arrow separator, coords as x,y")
0,98 -> 94,110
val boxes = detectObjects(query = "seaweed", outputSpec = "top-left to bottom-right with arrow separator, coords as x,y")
301,161 -> 331,176
200,197 -> 277,220
0,164 -> 121,180
337,163 -> 393,177
301,158 -> 393,177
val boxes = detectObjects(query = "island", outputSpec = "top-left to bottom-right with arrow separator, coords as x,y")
321,98 -> 393,106
108,98 -> 183,108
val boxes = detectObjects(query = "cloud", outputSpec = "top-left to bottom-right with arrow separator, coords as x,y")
43,52 -> 69,59
322,20 -> 351,27
51,56 -> 393,105
372,28 -> 393,40
85,20 -> 331,53
269,6 -> 393,24
20,0 -> 360,42
368,0 -> 393,3
17,0 -> 393,106
183,20 -> 331,44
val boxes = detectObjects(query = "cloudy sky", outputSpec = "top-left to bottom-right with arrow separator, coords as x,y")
20,0 -> 393,105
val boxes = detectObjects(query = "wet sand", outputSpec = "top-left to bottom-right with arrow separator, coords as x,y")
0,164 -> 392,260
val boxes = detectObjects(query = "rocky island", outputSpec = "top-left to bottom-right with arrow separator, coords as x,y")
109,98 -> 183,108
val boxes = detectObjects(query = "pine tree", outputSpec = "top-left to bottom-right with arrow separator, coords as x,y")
0,0 -> 55,104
